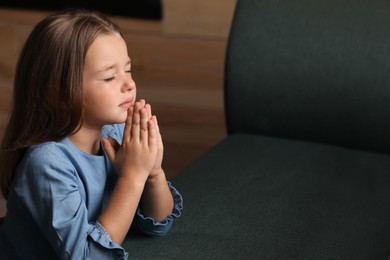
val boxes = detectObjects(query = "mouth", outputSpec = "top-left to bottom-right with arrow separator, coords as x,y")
119,98 -> 134,109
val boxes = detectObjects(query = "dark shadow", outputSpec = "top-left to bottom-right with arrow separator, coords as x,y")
0,0 -> 162,20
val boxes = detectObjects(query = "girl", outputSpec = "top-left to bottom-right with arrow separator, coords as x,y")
0,8 -> 183,259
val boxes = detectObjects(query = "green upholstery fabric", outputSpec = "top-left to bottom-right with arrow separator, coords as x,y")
125,134 -> 390,259
226,0 -> 390,153
123,0 -> 390,258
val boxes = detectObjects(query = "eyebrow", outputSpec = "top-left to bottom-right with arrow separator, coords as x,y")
96,58 -> 132,73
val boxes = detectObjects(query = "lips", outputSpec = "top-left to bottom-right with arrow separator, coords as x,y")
119,98 -> 133,108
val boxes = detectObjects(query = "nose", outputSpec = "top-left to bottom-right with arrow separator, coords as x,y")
121,73 -> 136,92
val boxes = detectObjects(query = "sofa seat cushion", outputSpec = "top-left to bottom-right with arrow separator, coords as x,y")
124,133 -> 390,259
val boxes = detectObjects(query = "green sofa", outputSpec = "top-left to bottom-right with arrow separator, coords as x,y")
124,0 -> 390,258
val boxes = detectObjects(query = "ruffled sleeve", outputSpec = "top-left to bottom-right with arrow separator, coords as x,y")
87,221 -> 128,259
133,181 -> 183,236
13,144 -> 130,260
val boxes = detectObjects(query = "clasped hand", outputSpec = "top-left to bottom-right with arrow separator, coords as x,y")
101,99 -> 164,181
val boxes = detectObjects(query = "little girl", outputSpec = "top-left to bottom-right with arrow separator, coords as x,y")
0,8 -> 183,259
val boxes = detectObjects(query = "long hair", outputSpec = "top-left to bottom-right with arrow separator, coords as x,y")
0,9 -> 122,199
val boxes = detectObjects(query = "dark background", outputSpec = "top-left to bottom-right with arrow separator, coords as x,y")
0,0 -> 162,20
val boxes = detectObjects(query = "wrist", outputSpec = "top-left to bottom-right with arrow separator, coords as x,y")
147,168 -> 165,182
118,169 -> 149,188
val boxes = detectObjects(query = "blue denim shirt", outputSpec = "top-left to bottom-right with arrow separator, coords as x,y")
0,124 -> 183,259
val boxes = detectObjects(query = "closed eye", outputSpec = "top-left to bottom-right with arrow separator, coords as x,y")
103,77 -> 115,82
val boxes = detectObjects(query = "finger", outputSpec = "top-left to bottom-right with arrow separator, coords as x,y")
101,138 -> 119,162
123,107 -> 133,143
152,115 -> 158,128
131,102 -> 141,141
148,119 -> 157,149
153,115 -> 163,147
140,99 -> 150,119
152,116 -> 161,135
139,99 -> 146,108
145,103 -> 152,120
151,115 -> 160,135
108,137 -> 120,151
140,107 -> 149,145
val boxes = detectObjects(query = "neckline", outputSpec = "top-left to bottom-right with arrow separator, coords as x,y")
64,137 -> 105,159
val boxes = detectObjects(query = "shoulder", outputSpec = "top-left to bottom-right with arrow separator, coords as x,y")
13,140 -> 80,191
21,140 -> 75,171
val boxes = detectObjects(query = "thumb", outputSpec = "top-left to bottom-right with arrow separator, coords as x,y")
101,137 -> 119,162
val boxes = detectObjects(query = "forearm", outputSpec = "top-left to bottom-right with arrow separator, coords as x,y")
99,174 -> 147,244
141,169 -> 174,222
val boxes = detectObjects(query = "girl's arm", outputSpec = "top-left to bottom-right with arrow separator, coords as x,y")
100,101 -> 158,244
140,105 -> 174,221
141,169 -> 174,221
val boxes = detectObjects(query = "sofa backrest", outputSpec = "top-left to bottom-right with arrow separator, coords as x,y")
224,0 -> 390,154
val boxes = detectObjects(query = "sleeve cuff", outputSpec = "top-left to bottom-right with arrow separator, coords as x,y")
87,221 -> 128,259
135,181 -> 183,236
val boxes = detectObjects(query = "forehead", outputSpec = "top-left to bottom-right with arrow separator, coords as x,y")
85,33 -> 129,69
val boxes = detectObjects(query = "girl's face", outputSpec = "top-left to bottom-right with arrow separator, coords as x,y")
82,33 -> 136,128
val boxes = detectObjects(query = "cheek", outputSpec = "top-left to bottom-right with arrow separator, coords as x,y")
84,88 -> 113,106
83,93 -> 104,116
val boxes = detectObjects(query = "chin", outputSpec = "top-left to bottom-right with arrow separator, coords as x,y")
102,112 -> 128,125
114,116 -> 128,124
